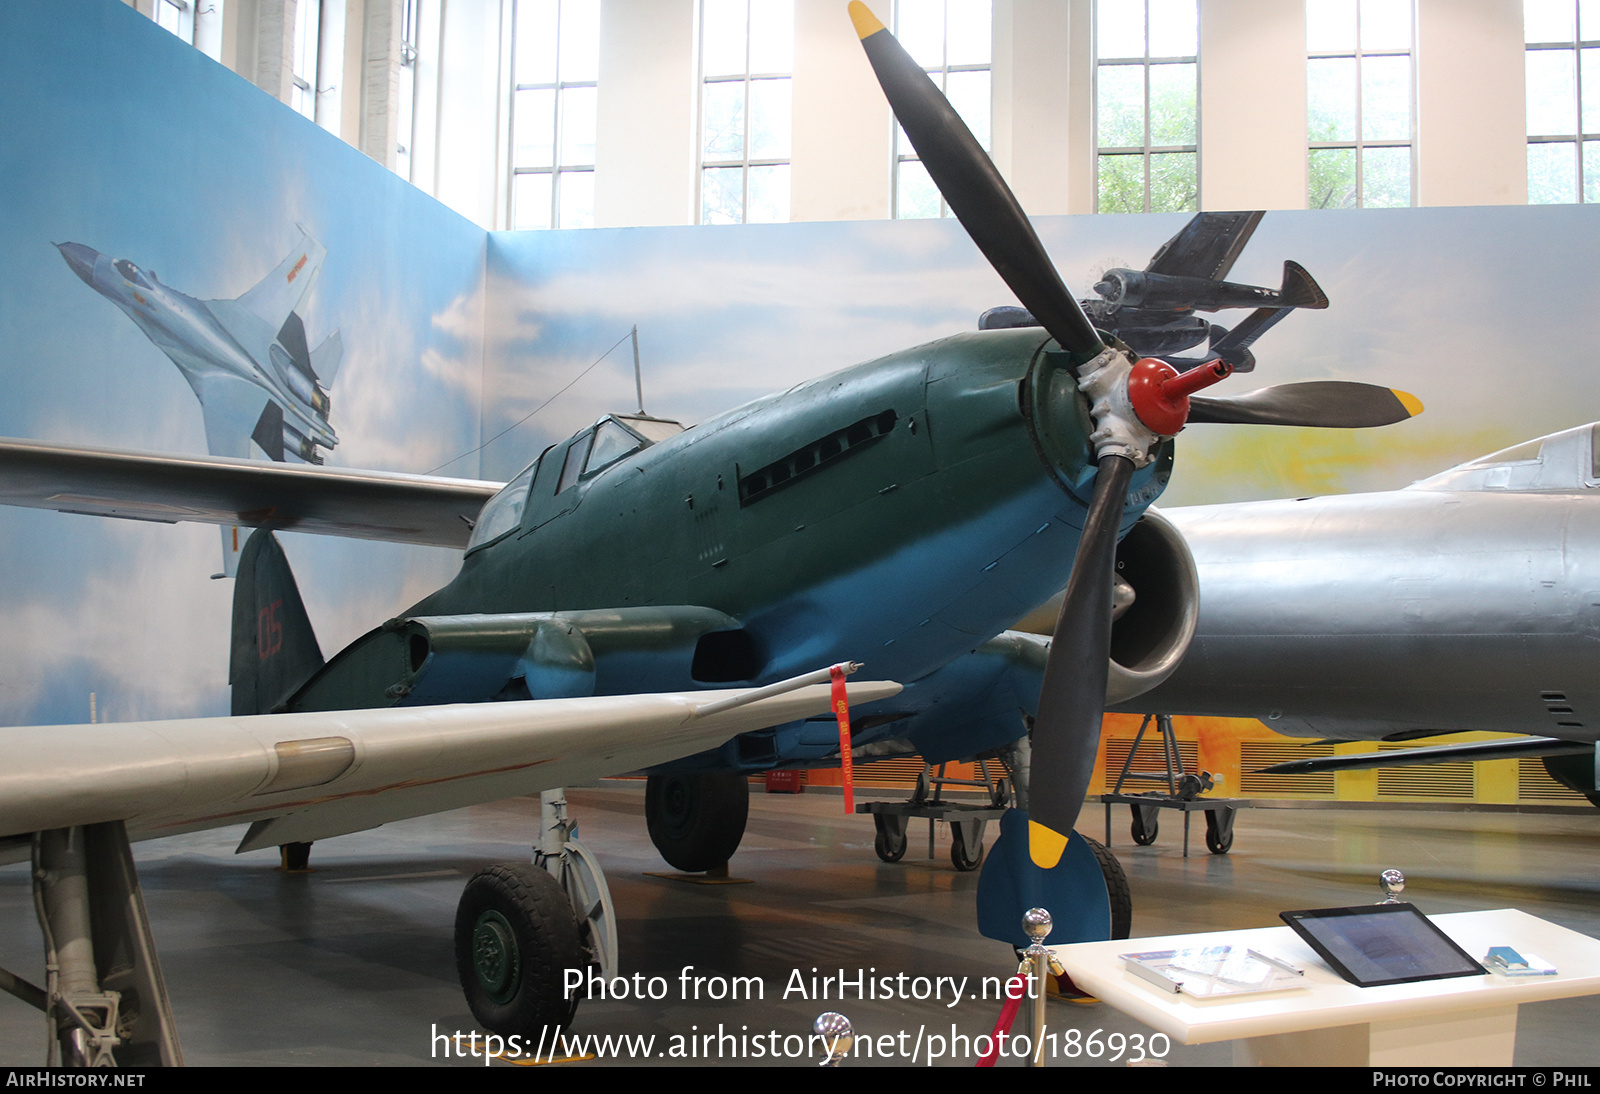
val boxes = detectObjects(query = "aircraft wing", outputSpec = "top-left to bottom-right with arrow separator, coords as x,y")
0,678 -> 902,858
232,229 -> 326,337
0,436 -> 499,549
195,372 -> 273,461
1144,210 -> 1264,280
1255,736 -> 1592,775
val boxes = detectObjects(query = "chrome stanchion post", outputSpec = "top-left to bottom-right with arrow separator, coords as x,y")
1022,907 -> 1062,1067
814,1011 -> 853,1067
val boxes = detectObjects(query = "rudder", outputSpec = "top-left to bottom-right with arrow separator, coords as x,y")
230,529 -> 325,715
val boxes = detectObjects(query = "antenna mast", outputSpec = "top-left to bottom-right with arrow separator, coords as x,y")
631,325 -> 645,415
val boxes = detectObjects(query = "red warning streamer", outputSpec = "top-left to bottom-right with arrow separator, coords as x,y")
830,663 -> 854,814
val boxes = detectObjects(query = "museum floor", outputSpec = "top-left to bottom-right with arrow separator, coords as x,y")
0,784 -> 1596,1067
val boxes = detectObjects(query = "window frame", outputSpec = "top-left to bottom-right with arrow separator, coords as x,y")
1525,0 -> 1600,204
290,0 -> 322,122
697,0 -> 795,225
509,0 -> 600,231
1092,0 -> 1200,215
153,0 -> 195,44
1306,0 -> 1417,209
891,0 -> 994,220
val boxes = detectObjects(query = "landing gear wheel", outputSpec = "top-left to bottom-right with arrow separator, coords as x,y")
279,842 -> 312,870
1081,834 -> 1132,939
455,863 -> 583,1039
950,820 -> 984,872
872,815 -> 907,863
645,773 -> 749,872
1130,804 -> 1159,846
1204,807 -> 1235,855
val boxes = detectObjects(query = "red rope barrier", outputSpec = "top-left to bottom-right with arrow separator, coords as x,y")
976,974 -> 1029,1067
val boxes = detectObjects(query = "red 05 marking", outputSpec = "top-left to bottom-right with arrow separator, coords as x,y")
258,599 -> 283,661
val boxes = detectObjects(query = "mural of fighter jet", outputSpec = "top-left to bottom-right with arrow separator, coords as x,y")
56,230 -> 343,574
978,209 -> 1330,372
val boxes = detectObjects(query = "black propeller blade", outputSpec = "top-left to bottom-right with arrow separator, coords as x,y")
849,2 -> 1421,872
1188,381 -> 1423,428
850,2 -> 1102,359
851,0 -> 1131,868
1025,454 -> 1134,867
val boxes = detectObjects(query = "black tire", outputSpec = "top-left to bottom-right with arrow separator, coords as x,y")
1081,834 -> 1132,939
873,816 -> 907,863
1130,805 -> 1158,846
455,864 -> 583,1039
949,824 -> 983,872
645,772 -> 749,872
1204,810 -> 1234,855
279,841 -> 312,870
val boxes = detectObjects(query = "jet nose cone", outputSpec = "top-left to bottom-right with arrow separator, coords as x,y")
56,242 -> 99,286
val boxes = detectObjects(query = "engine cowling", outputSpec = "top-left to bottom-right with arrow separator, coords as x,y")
1014,507 -> 1199,705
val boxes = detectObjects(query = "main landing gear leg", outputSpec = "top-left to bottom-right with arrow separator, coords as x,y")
22,824 -> 183,1066
454,789 -> 618,1042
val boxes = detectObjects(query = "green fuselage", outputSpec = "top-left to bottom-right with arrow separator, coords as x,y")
410,327 -> 1170,699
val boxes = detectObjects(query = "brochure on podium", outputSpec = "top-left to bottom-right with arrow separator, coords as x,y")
1121,945 -> 1307,998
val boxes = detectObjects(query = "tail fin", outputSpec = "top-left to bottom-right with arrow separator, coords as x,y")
230,529 -> 325,715
310,329 -> 343,387
1278,260 -> 1329,309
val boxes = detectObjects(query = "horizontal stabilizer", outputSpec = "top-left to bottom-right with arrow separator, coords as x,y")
1256,736 -> 1590,775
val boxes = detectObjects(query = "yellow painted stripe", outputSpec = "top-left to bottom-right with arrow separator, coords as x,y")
1028,820 -> 1069,869
849,1 -> 886,39
1393,389 -> 1424,417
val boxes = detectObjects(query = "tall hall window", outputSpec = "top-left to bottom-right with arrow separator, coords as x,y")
291,0 -> 322,121
1307,0 -> 1414,208
1095,0 -> 1198,214
893,0 -> 991,219
700,0 -> 794,224
154,0 -> 194,43
1525,0 -> 1600,203
511,0 -> 600,230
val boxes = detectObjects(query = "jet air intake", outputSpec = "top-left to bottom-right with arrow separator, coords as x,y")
1013,507 -> 1199,706
1104,508 -> 1199,704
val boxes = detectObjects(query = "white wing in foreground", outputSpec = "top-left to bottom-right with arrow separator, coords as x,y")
0,678 -> 901,857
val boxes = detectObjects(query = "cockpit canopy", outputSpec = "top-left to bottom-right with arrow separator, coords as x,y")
466,414 -> 685,551
112,258 -> 152,290
1411,422 -> 1600,494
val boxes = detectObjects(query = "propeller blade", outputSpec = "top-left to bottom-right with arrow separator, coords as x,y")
1027,454 -> 1135,868
1186,381 -> 1423,428
849,2 -> 1103,358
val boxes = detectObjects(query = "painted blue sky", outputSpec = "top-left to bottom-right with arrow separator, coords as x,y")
0,1 -> 485,725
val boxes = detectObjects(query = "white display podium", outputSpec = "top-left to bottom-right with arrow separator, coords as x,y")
1050,909 -> 1600,1066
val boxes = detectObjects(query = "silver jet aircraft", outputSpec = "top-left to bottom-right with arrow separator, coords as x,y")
1112,422 -> 1600,802
57,231 -> 342,574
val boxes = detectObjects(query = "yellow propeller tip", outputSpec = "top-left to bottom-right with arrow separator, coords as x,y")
849,1 -> 886,39
1394,389 -> 1424,417
1028,820 -> 1070,870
